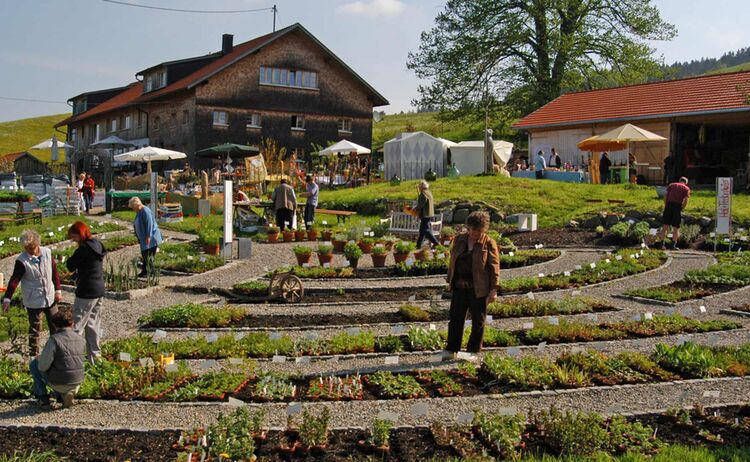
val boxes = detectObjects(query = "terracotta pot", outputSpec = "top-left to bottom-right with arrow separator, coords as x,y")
358,241 -> 373,254
317,253 -> 334,265
295,253 -> 312,266
307,230 -> 318,241
294,230 -> 306,241
282,231 -> 295,242
332,239 -> 346,252
203,243 -> 220,256
371,254 -> 387,267
321,231 -> 333,241
268,233 -> 279,243
415,249 -> 430,261
394,252 -> 409,264
374,445 -> 391,456
347,258 -> 359,269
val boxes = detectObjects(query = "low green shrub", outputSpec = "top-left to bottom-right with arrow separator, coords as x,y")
138,303 -> 246,328
398,304 -> 430,322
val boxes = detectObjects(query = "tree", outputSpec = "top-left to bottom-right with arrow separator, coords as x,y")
408,0 -> 676,116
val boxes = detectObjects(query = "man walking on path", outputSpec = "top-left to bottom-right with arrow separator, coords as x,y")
658,177 -> 691,249
29,309 -> 86,408
534,150 -> 546,179
415,180 -> 440,248
271,178 -> 297,230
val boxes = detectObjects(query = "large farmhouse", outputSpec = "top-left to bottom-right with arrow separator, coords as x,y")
56,23 -> 388,172
513,71 -> 750,186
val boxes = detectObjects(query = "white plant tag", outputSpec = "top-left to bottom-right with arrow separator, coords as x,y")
710,232 -> 716,237
437,253 -> 445,259
548,316 -> 559,326
537,341 -> 547,352
405,258 -> 415,267
699,306 -> 707,313
649,228 -> 658,235
322,220 -> 328,225
571,290 -> 582,296
563,271 -> 571,277
429,323 -> 437,331
165,363 -> 179,373
464,320 -> 471,328
526,292 -> 535,300
408,295 -> 416,302
586,313 -> 598,322
286,403 -> 302,415
323,262 -> 330,268
295,356 -> 311,364
234,332 -> 246,340
615,255 -> 623,260
667,233 -> 673,239
391,325 -> 406,335
497,407 -> 517,416
384,356 -> 400,365
270,332 -> 282,340
187,255 -> 194,261
302,263 -> 310,268
589,263 -> 596,269
522,322 -> 534,330
538,273 -> 545,278
139,357 -> 155,368
229,358 -> 243,365
272,355 -> 286,363
227,397 -> 245,407
508,251 -> 515,256
346,327 -> 361,336
199,256 -> 207,263
206,333 -> 218,343
154,329 -> 167,338
644,312 -> 653,320
632,313 -> 642,321
486,315 -> 493,322
443,240 -> 450,246
457,412 -> 474,424
118,352 -> 132,362
575,265 -> 582,270
665,308 -> 676,316
605,259 -> 611,264
411,403 -> 429,417
507,347 -> 521,357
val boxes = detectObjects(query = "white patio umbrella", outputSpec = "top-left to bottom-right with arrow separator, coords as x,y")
91,135 -> 135,148
595,123 -> 666,143
30,135 -> 72,163
114,146 -> 187,176
318,139 -> 371,155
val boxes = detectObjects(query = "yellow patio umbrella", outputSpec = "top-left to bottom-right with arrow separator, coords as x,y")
577,135 -> 627,152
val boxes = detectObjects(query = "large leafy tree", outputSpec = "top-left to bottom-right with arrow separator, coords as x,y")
408,0 -> 676,117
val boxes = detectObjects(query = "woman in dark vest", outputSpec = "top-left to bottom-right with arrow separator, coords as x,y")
66,221 -> 106,363
2,229 -> 62,356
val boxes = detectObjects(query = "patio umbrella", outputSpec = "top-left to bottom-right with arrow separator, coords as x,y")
577,135 -> 627,152
196,143 -> 259,158
30,136 -> 73,163
318,139 -> 371,155
114,146 -> 186,176
595,123 -> 667,143
91,135 -> 135,148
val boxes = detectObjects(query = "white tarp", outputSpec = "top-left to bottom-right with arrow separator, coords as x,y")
449,140 -> 513,176
384,132 -> 453,180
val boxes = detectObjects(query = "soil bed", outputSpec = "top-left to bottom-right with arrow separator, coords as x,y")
225,287 -> 447,304
623,281 -> 738,303
505,228 -> 614,248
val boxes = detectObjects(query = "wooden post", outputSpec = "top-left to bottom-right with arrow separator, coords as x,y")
201,170 -> 209,199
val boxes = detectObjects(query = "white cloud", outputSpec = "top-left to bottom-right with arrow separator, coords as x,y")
336,0 -> 406,17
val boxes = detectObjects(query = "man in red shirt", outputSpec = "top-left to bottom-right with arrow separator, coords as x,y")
658,176 -> 690,249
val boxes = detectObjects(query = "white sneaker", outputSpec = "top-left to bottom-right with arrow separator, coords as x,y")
441,350 -> 457,361
457,352 -> 479,362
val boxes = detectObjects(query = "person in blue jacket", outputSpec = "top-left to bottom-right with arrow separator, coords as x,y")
129,197 -> 163,277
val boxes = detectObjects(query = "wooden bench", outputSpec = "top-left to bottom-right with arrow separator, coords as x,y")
316,208 -> 357,224
384,212 -> 443,237
0,210 -> 43,229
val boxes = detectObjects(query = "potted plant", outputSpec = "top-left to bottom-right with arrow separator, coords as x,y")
282,228 -> 295,242
198,228 -> 222,256
344,242 -> 363,269
371,246 -> 388,267
316,244 -> 334,266
380,235 -> 398,251
294,228 -> 306,241
267,226 -> 280,243
293,245 -> 313,266
393,241 -> 415,263
332,233 -> 347,252
358,237 -> 376,254
439,226 -> 456,244
306,225 -> 318,241
415,247 -> 431,261
299,408 -> 330,454
321,226 -> 333,241
358,418 -> 392,455
596,225 -> 605,238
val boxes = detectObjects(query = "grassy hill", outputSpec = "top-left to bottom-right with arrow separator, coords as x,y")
0,114 -> 69,162
373,112 -> 491,151
707,61 -> 750,75
320,175 -> 750,228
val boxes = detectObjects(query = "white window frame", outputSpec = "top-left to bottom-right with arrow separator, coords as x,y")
246,113 -> 261,129
95,123 -> 101,142
259,66 -> 318,89
212,111 -> 229,127
291,115 -> 305,131
124,115 -> 131,130
110,119 -> 117,133
70,129 -> 77,143
338,118 -> 352,133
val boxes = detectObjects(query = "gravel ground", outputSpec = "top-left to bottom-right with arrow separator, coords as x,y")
0,376 -> 746,430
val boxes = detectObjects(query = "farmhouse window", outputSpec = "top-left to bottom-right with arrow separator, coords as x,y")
137,112 -> 144,128
95,123 -> 101,142
291,115 -> 305,130
70,129 -> 77,143
212,111 -> 229,127
124,115 -> 131,130
153,116 -> 161,130
338,118 -> 352,133
260,66 -> 318,89
246,113 -> 261,128
110,119 -> 117,133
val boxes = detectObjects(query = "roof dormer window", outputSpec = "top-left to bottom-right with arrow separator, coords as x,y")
144,70 -> 167,92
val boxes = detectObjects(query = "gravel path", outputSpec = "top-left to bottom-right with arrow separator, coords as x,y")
0,376 -> 746,430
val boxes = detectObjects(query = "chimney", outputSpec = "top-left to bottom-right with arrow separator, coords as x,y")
222,34 -> 234,54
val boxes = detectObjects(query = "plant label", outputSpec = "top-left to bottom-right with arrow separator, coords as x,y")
699,305 -> 707,313
187,255 -> 194,261
7,353 -> 22,363
411,403 -> 429,417
118,352 -> 132,362
229,358 -> 243,365
457,412 -> 474,424
649,228 -> 658,235
589,263 -> 596,269
486,315 -> 493,323
563,271 -> 571,277
710,232 -> 716,237
615,255 -> 623,261
348,240 -> 356,244
432,294 -> 442,301
644,312 -> 653,320
270,332 -> 282,340
575,265 -> 582,270
526,292 -> 535,300
324,241 -> 332,246
586,313 -> 598,322
346,327 -> 361,336
742,237 -> 749,242
201,359 -> 217,370
522,322 -> 534,330
507,347 -> 521,357
548,316 -> 559,325
665,308 -> 675,316
165,363 -> 179,373
295,356 -> 311,364
322,220 -> 328,225
537,341 -> 547,352
408,295 -> 417,302
329,355 -> 340,363
508,251 -> 515,256
286,403 -> 302,415
323,262 -> 330,268
538,273 -> 545,278
206,333 -> 218,343
676,335 -> 689,345
703,390 -> 720,398
464,320 -> 471,328
272,355 -> 286,363
437,253 -> 446,259
302,263 -> 310,268
377,410 -> 399,422
405,258 -> 415,267
632,313 -> 642,321
571,290 -> 582,297
154,329 -> 167,338
342,261 -> 350,267
199,256 -> 206,263
384,355 -> 400,365
571,346 -> 584,354
227,397 -> 245,407
304,332 -> 319,340
667,233 -> 673,239
443,240 -> 451,246
497,407 -> 517,416
605,259 -> 611,264
429,323 -> 437,331
234,332 -> 246,340
139,357 -> 155,368
641,243 -> 647,249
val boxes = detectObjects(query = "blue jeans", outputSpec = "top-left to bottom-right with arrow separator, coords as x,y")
29,358 -> 51,399
416,217 -> 439,248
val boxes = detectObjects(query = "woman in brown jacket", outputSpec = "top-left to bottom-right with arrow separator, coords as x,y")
444,211 -> 500,361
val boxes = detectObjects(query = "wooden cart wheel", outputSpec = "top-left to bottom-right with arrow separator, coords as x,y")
279,274 -> 304,303
268,273 -> 282,299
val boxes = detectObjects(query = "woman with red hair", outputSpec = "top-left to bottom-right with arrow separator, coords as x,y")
66,221 -> 106,363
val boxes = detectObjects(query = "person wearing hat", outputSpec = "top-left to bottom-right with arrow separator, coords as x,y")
300,175 -> 319,229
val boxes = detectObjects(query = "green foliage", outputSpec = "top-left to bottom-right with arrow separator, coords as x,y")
624,285 -> 712,303
265,266 -> 355,279
371,245 -> 388,256
137,303 -> 246,328
405,327 -> 444,351
684,264 -> 750,286
232,280 -> 269,296
610,221 -> 649,244
197,226 -> 221,246
0,356 -> 32,398
299,407 -> 331,447
367,371 -> 426,399
370,418 -> 392,448
394,240 -> 416,254
316,244 -> 333,255
344,242 -> 363,259
0,114 -> 68,160
375,335 -> 404,353
157,242 -> 224,273
251,372 -> 297,401
398,304 -> 431,322
473,411 -> 526,459
292,245 -> 312,256
487,296 -> 606,318
0,451 -> 68,462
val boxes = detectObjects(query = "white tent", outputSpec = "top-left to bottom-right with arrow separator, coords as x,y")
449,140 -> 514,176
384,132 -> 453,180
318,139 -> 371,155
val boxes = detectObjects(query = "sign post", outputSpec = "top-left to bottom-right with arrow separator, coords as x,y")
223,180 -> 234,259
149,172 -> 158,217
715,177 -> 733,252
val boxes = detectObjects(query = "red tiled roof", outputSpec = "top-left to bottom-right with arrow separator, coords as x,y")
0,151 -> 27,162
513,71 -> 750,130
55,82 -> 143,128
56,23 -> 388,128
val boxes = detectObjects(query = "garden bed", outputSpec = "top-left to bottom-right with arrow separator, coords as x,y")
222,286 -> 446,304
621,281 -> 736,304
505,227 -> 616,248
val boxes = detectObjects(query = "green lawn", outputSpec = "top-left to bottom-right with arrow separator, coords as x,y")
707,61 -> 750,75
319,175 -> 750,228
0,114 -> 69,161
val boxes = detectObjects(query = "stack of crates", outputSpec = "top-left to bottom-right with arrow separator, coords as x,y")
158,203 -> 183,223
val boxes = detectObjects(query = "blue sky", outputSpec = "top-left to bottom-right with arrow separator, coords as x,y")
0,0 -> 748,123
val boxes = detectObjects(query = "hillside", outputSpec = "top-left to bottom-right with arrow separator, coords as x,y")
707,61 -> 750,75
373,112 -> 498,151
0,113 -> 68,162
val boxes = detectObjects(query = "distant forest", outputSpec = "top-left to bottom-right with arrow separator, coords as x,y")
667,46 -> 750,77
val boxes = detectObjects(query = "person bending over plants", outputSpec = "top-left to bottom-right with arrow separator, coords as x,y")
444,211 -> 500,362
